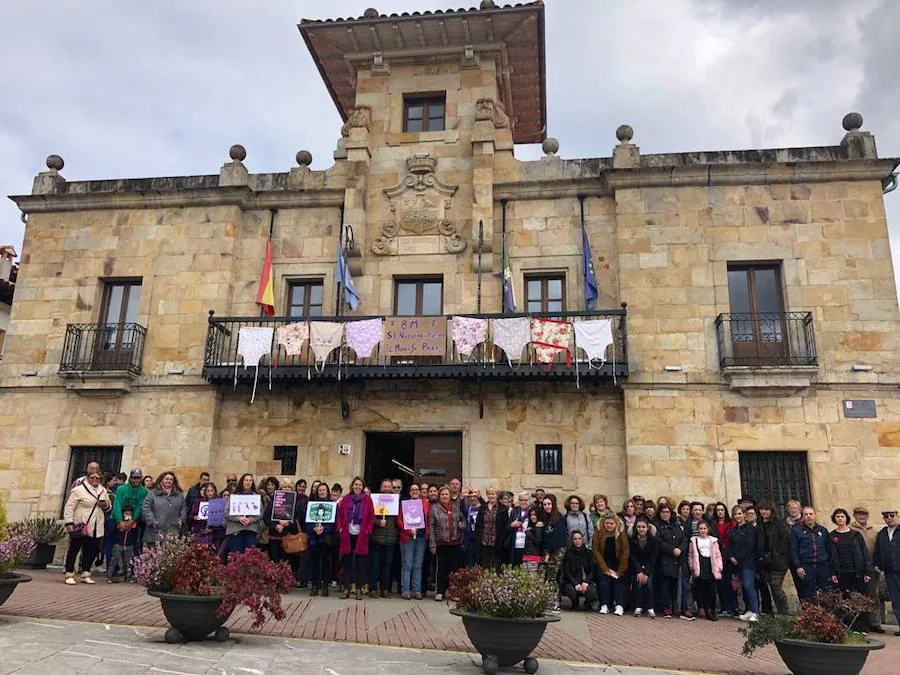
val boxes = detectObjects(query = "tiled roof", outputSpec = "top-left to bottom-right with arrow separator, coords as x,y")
299,2 -> 543,25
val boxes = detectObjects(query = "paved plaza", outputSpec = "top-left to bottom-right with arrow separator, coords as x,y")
1,570 -> 898,674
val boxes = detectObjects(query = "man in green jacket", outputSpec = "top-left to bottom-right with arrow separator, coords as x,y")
112,468 -> 149,554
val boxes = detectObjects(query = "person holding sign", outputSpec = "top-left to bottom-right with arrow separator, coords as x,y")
305,482 -> 337,596
336,477 -> 374,600
399,483 -> 430,599
225,474 -> 262,557
264,480 -> 296,564
188,482 -> 220,547
370,479 -> 400,598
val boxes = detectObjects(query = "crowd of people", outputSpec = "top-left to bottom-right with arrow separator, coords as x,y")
61,462 -> 900,636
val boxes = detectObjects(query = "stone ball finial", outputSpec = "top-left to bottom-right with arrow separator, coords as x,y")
480,0 -> 497,8
542,137 -> 559,156
616,124 -> 634,143
842,112 -> 863,132
46,154 -> 64,171
363,7 -> 379,18
229,144 -> 247,162
296,150 -> 313,167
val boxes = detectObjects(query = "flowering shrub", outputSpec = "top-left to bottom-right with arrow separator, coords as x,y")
172,545 -> 223,596
130,535 -> 193,591
452,565 -> 556,619
216,547 -> 295,628
0,533 -> 36,576
448,565 -> 483,609
740,590 -> 877,656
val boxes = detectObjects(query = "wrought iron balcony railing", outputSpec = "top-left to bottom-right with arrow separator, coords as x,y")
203,307 -> 628,385
59,322 -> 147,375
715,312 -> 817,369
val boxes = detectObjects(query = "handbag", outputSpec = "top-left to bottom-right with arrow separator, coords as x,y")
281,531 -> 308,554
68,487 -> 102,539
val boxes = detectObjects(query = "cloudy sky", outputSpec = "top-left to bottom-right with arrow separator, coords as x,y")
1,0 -> 898,286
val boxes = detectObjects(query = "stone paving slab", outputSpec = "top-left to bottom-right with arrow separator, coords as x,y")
1,570 -> 898,674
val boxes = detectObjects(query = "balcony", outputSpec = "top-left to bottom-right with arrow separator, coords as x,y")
715,312 -> 818,395
202,308 -> 628,386
59,322 -> 147,396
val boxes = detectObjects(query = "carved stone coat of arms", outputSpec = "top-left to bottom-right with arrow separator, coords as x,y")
373,154 -> 465,255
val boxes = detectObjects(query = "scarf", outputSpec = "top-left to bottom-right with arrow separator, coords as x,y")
348,492 -> 365,526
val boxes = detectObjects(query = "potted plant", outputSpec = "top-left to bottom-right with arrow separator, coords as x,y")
131,536 -> 295,643
740,589 -> 885,675
14,518 -> 67,569
0,528 -> 35,607
448,565 -> 560,675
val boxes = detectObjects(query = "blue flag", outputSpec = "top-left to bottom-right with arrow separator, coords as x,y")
502,233 -> 516,313
582,223 -> 598,310
337,245 -> 360,311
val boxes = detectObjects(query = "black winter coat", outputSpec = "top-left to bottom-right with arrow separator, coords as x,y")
758,518 -> 790,571
629,533 -> 659,575
656,519 -> 687,578
562,544 -> 594,587
728,523 -> 758,566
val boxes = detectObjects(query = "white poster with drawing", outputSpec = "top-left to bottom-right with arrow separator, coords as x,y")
228,493 -> 262,516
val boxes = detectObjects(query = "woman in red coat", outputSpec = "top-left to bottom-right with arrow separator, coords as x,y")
336,476 -> 375,600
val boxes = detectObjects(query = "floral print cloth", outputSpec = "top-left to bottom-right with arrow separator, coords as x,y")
345,318 -> 383,359
530,318 -> 573,368
492,317 -> 531,365
275,322 -> 309,364
235,326 -> 274,403
451,316 -> 488,358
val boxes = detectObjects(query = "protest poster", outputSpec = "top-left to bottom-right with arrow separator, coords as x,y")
228,493 -> 261,516
306,500 -> 336,523
271,490 -> 296,521
401,499 -> 425,530
196,501 -> 209,521
206,498 -> 226,527
371,493 -> 400,517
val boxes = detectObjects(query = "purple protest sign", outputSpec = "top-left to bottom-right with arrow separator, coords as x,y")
206,498 -> 226,527
401,499 -> 425,530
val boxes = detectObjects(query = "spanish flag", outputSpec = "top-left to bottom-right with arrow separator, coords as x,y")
255,238 -> 275,316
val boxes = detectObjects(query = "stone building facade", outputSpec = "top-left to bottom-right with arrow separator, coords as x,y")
1,2 -> 899,520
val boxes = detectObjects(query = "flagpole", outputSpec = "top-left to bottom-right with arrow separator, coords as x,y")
477,219 -> 483,314
337,206 -> 345,320
500,200 -> 508,314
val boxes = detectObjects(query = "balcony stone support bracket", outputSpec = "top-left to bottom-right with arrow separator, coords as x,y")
721,365 -> 819,397
60,370 -> 136,398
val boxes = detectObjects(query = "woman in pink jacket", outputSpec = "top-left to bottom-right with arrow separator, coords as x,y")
689,521 -> 724,621
336,476 -> 375,600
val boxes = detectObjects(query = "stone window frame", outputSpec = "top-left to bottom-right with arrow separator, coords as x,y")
280,264 -> 335,315
535,444 -> 563,475
386,78 -> 459,140
403,92 -> 446,133
392,275 -> 444,316
524,273 -> 566,313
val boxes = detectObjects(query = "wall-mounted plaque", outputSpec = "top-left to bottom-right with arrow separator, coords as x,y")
843,400 -> 876,419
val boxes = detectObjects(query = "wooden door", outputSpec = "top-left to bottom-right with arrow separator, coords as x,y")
94,282 -> 141,369
727,266 -> 787,364
413,434 -> 462,483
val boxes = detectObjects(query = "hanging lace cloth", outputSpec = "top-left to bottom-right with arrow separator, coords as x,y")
274,322 -> 309,367
492,317 -> 531,366
574,319 -> 616,387
235,326 -> 274,403
309,321 -> 344,377
530,318 -> 574,371
345,318 -> 383,359
451,316 -> 489,360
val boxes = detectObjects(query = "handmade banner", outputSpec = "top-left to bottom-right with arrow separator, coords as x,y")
206,498 -> 226,527
371,493 -> 400,517
196,501 -> 209,521
383,316 -> 447,357
271,490 -> 296,521
306,500 -> 336,523
228,493 -> 262,517
401,499 -> 425,530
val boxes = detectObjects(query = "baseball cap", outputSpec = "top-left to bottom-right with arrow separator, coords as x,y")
882,510 -> 898,516
129,468 -> 143,479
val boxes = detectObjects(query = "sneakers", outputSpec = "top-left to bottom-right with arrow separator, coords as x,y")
633,608 -> 643,617
434,593 -> 443,602
647,609 -> 656,618
738,611 -> 753,621
662,609 -> 673,618
598,604 -> 609,614
747,613 -> 759,623
614,605 -> 624,616
679,611 -> 695,621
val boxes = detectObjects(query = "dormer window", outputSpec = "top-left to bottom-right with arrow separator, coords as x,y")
404,94 -> 445,132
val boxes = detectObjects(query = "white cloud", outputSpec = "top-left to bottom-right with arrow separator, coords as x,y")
0,0 -> 897,291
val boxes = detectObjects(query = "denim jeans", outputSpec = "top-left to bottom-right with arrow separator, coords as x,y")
885,572 -> 900,627
597,573 -> 625,608
400,536 -> 427,594
799,563 -> 830,602
369,541 -> 395,592
740,562 -> 760,613
227,530 -> 257,557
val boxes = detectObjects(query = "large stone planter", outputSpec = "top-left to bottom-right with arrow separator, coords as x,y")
148,590 -> 232,643
0,573 -> 32,607
450,609 -> 559,674
19,543 -> 57,570
775,637 -> 884,675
